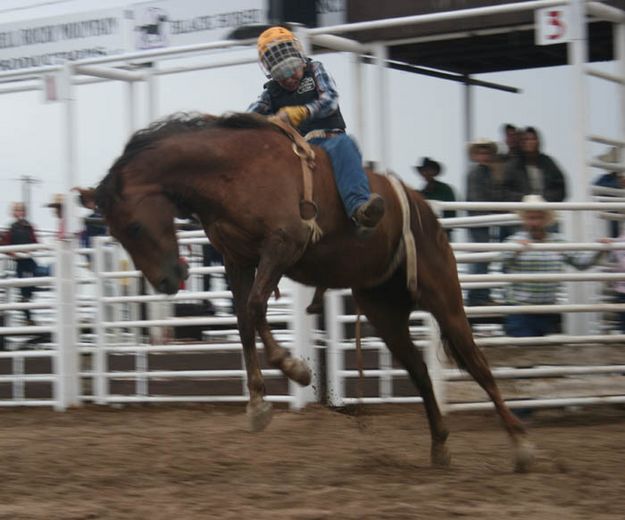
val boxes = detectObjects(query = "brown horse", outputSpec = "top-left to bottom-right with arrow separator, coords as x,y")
79,112 -> 534,472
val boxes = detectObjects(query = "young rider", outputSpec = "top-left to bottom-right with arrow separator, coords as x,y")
248,26 -> 385,232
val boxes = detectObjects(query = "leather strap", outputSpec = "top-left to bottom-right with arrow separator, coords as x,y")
269,117 -> 323,243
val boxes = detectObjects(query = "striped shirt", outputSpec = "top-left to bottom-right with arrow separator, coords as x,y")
248,60 -> 340,120
500,230 -> 602,305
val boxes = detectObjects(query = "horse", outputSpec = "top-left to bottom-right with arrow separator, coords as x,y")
78,112 -> 534,472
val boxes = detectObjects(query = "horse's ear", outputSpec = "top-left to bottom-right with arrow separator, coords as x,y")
73,187 -> 96,208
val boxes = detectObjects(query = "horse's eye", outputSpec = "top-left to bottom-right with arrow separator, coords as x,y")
126,223 -> 142,238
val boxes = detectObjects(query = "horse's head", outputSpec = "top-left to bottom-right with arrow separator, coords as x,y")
77,186 -> 188,295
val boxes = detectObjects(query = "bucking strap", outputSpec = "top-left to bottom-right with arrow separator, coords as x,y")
268,117 -> 323,244
387,175 -> 418,301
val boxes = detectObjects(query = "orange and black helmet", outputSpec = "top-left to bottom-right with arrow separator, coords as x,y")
257,26 -> 305,80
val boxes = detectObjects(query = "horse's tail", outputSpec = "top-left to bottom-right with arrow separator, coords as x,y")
407,192 -> 469,371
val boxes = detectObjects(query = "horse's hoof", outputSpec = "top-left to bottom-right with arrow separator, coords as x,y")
431,443 -> 451,468
514,438 -> 536,473
246,401 -> 273,433
282,357 -> 312,386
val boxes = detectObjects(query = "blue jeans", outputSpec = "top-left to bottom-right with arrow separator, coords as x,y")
504,313 -> 561,337
309,133 -> 371,217
467,226 -> 491,304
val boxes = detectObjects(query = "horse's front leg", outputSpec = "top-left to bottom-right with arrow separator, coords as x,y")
250,231 -> 312,387
225,260 -> 272,432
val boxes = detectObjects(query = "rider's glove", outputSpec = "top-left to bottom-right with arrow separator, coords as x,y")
277,105 -> 309,127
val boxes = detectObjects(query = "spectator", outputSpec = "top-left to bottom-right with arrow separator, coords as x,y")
76,190 -> 107,248
501,194 -> 609,337
610,227 -> 625,332
500,123 -> 521,161
502,126 -> 567,203
413,157 -> 456,238
0,202 -> 43,325
592,146 -> 623,238
465,139 -> 501,306
45,193 -> 66,239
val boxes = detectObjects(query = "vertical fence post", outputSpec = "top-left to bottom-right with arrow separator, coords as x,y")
93,237 -> 109,404
379,347 -> 392,400
53,239 -> 80,411
566,0 -> 593,335
290,281 -> 316,409
326,290 -> 345,406
425,313 -> 447,414
373,42 -> 389,170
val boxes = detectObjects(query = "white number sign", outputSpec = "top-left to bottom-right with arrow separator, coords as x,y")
535,6 -> 572,46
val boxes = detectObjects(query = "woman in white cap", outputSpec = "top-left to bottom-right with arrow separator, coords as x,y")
500,194 -> 609,337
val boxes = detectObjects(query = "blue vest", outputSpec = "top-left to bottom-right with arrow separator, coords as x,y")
264,61 -> 346,136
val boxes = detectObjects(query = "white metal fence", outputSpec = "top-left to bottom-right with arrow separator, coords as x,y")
2,204 -> 625,413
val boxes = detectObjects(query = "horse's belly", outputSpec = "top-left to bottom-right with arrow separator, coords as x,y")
286,236 -> 397,289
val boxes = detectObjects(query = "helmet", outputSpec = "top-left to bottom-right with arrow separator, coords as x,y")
257,26 -> 305,81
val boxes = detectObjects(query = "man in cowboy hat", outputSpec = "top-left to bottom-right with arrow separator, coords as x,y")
45,193 -> 65,238
413,157 -> 456,237
500,194 -> 609,337
248,26 -> 384,234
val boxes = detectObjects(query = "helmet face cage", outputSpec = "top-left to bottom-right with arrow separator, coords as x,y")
259,37 -> 305,80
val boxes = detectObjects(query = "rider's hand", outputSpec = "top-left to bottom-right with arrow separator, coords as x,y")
277,106 -> 309,127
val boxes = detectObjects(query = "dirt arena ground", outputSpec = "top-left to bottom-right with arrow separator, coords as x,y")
0,404 -> 623,520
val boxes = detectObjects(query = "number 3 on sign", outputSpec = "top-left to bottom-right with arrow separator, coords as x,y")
535,6 -> 571,46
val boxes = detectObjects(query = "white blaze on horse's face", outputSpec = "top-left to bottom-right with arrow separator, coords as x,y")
108,193 -> 182,295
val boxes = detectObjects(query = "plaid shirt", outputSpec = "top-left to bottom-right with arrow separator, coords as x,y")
248,60 -> 340,120
500,230 -> 602,305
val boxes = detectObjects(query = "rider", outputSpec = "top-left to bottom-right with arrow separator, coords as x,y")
248,26 -> 385,232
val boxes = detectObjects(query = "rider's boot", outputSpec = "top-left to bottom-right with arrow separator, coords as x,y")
353,193 -> 385,230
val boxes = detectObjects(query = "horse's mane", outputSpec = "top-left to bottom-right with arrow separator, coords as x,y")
96,111 -> 273,214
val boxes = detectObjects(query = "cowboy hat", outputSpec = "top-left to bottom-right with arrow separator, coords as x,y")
596,146 -> 621,164
517,194 -> 556,226
468,138 -> 497,156
45,193 -> 64,208
415,157 -> 442,176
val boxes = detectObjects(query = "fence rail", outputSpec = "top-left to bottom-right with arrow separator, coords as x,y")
1,202 -> 624,414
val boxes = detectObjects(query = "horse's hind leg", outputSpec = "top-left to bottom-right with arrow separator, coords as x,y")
250,231 -> 312,386
422,286 -> 535,472
225,260 -> 272,432
352,283 -> 451,467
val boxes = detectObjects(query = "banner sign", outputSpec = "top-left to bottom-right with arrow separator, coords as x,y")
131,0 -> 266,50
0,8 -> 127,71
0,0 -> 348,71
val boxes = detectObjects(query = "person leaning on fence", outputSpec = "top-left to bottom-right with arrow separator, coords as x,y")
248,26 -> 384,234
608,225 -> 625,333
0,202 -> 43,325
75,189 -> 107,248
592,146 -> 624,238
465,138 -> 502,306
413,157 -> 456,239
500,195 -> 610,337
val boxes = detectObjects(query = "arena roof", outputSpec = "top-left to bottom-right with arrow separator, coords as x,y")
345,0 -> 625,75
